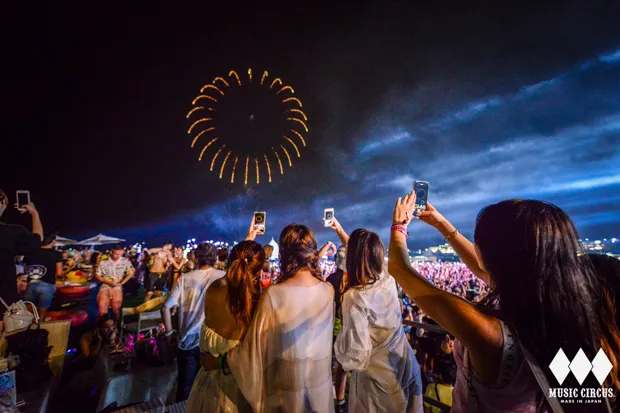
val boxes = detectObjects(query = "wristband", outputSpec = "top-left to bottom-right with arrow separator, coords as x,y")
165,329 -> 175,337
391,225 -> 409,239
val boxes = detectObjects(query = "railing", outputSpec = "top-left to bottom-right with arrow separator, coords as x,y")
422,396 -> 452,412
403,320 -> 451,335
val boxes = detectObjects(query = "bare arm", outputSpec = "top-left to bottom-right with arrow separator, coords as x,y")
20,203 -> 43,240
56,262 -> 65,278
418,202 -> 491,285
390,193 -> 502,384
95,274 -> 114,287
120,268 -> 135,286
161,306 -> 173,333
328,217 -> 349,246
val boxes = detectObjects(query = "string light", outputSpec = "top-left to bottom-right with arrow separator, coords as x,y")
284,136 -> 301,157
285,108 -> 307,121
231,156 -> 239,183
287,118 -> 308,132
260,70 -> 268,86
193,95 -> 217,105
277,86 -> 295,95
200,84 -> 224,96
264,154 -> 272,183
244,156 -> 249,185
213,77 -> 229,87
290,129 -> 307,147
280,145 -> 292,166
210,145 -> 226,171
248,68 -> 252,83
273,150 -> 284,174
282,97 -> 302,107
229,70 -> 242,86
270,78 -> 282,89
188,118 -> 212,134
198,138 -> 219,161
191,127 -> 216,148
186,107 -> 203,118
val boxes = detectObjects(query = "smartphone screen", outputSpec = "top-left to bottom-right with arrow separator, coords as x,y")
324,208 -> 334,227
254,211 -> 266,234
16,191 -> 30,210
413,181 -> 429,215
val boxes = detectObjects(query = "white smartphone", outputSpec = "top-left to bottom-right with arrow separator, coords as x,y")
16,190 -> 30,212
324,208 -> 334,227
254,211 -> 266,234
413,181 -> 429,216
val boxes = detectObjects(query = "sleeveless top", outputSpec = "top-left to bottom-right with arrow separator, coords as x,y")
452,320 -> 542,412
200,323 -> 240,357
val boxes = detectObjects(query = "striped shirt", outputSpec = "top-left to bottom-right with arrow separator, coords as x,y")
97,257 -> 134,290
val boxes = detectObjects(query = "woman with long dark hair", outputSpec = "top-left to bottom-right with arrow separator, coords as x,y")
389,192 -> 620,412
186,241 -> 264,413
223,224 -> 335,412
335,228 -> 423,412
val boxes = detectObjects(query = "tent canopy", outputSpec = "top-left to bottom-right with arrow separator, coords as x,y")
77,234 -> 126,246
55,236 -> 78,247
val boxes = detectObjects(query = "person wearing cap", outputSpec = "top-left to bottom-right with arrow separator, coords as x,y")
95,244 -> 135,319
0,189 -> 43,337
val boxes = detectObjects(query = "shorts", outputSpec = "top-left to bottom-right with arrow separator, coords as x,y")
97,287 -> 123,315
147,272 -> 167,292
24,281 -> 57,309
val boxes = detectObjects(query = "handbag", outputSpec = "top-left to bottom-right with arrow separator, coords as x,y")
0,297 -> 38,333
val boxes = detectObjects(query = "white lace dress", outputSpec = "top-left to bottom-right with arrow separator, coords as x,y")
186,324 -> 252,413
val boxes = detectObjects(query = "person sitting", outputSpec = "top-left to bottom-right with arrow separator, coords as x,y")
79,315 -> 118,362
24,233 -> 65,320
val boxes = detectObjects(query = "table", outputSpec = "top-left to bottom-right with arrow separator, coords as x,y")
96,353 -> 177,413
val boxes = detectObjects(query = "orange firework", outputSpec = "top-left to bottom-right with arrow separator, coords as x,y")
187,68 -> 309,184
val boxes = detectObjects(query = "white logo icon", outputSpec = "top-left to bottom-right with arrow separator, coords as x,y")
549,348 -> 613,385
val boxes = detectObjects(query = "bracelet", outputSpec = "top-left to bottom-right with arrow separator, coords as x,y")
165,329 -> 175,337
391,225 -> 409,239
445,229 -> 459,240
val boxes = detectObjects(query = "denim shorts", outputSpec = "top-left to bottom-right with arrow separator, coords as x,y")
24,281 -> 57,309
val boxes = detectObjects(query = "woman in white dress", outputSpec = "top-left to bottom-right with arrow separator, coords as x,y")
335,228 -> 423,413
222,224 -> 335,413
186,240 -> 265,413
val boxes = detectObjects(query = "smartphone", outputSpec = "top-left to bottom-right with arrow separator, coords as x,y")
413,181 -> 429,215
324,208 -> 334,227
254,211 -> 266,234
16,190 -> 30,212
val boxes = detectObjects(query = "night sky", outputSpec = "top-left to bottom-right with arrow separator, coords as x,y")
3,3 -> 620,249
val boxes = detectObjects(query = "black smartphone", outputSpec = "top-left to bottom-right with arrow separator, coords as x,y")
413,181 -> 429,215
254,211 -> 266,234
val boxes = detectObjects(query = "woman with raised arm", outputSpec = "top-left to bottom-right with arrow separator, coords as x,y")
389,192 -> 620,412
222,224 -> 335,413
185,241 -> 264,413
334,227 -> 423,413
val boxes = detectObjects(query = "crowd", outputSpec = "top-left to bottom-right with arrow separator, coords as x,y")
1,186 -> 620,413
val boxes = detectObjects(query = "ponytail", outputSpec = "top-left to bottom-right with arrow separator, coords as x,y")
225,241 -> 265,326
